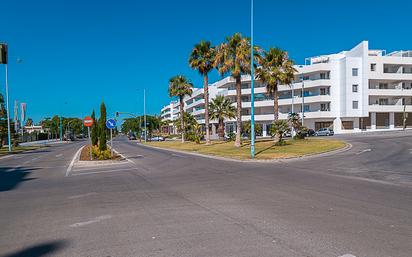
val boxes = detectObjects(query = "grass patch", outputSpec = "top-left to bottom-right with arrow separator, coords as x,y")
0,146 -> 42,156
145,138 -> 346,160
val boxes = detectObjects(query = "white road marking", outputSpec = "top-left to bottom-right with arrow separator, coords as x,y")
338,254 -> 357,257
23,156 -> 41,164
66,145 -> 85,177
356,149 -> 371,155
70,167 -> 138,176
0,154 -> 13,160
55,154 -> 63,157
69,215 -> 112,228
68,192 -> 97,199
171,153 -> 186,158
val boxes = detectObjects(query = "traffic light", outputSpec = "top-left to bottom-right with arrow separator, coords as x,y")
0,44 -> 8,64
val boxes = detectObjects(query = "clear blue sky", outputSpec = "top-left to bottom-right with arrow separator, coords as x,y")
1,0 -> 411,122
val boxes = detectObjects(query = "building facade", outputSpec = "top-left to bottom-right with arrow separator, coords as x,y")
160,41 -> 412,136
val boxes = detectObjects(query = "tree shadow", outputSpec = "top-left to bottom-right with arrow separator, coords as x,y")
1,240 -> 68,257
0,167 -> 38,192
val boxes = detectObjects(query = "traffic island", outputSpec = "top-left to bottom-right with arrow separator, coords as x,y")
79,145 -> 122,161
144,138 -> 347,160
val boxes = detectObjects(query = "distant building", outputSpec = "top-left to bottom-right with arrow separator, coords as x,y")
160,41 -> 412,136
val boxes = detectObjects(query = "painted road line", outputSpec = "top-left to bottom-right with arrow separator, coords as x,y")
356,149 -> 371,155
69,215 -> 112,228
66,145 -> 85,177
338,254 -> 357,257
171,153 -> 186,158
0,155 -> 13,160
56,154 -> 63,157
68,192 -> 98,200
112,148 -> 135,164
70,167 -> 138,176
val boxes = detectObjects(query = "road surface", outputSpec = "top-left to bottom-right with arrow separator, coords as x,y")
0,132 -> 411,257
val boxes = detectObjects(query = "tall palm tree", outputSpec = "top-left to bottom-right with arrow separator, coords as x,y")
209,95 -> 236,139
168,75 -> 193,143
189,40 -> 215,145
214,33 -> 260,147
256,47 -> 296,121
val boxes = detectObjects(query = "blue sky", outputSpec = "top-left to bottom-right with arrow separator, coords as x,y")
1,0 -> 411,122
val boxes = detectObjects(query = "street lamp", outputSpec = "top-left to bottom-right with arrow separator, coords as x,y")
136,89 -> 147,143
250,0 -> 255,159
301,76 -> 305,126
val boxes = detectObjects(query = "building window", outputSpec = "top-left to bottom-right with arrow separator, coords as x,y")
304,105 -> 310,112
352,68 -> 358,76
352,84 -> 358,92
370,63 -> 376,71
342,121 -> 354,130
352,101 -> 358,109
320,103 -> 330,111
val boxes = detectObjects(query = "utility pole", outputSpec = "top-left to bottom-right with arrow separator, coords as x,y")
301,77 -> 305,126
250,0 -> 255,159
144,89 -> 147,143
403,99 -> 407,131
5,62 -> 12,151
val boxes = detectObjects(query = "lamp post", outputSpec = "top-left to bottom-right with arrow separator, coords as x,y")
291,83 -> 295,137
250,0 -> 255,159
136,89 -> 147,143
301,77 -> 305,126
5,60 -> 12,152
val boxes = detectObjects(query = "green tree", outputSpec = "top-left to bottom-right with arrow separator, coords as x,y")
242,120 -> 262,139
51,115 -> 60,139
91,110 -> 98,146
189,40 -> 215,145
0,93 -> 7,146
269,120 -> 290,145
256,47 -> 296,121
209,95 -> 236,139
168,75 -> 193,143
25,118 -> 33,126
98,102 -> 107,151
214,33 -> 260,147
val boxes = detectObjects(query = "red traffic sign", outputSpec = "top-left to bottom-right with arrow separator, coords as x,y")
83,116 -> 94,127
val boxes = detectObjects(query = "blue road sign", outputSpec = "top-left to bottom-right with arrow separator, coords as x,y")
106,119 -> 116,129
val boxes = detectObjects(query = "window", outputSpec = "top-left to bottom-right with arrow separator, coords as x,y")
352,101 -> 358,109
352,84 -> 358,92
320,73 -> 326,79
352,68 -> 358,76
304,105 -> 310,112
320,103 -> 330,111
342,121 -> 354,130
370,63 -> 376,71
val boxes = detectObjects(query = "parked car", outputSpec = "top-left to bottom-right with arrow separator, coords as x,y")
315,128 -> 334,136
150,136 -> 165,141
304,129 -> 316,137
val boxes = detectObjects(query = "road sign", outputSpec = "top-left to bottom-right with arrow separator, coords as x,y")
106,119 -> 116,129
83,116 -> 94,127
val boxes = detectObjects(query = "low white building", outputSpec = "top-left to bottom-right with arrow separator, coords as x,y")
160,41 -> 412,136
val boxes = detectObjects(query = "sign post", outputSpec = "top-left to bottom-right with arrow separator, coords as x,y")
106,119 -> 117,157
83,116 -> 94,161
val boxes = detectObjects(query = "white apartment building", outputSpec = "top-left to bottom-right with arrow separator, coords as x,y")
160,100 -> 179,134
161,41 -> 412,136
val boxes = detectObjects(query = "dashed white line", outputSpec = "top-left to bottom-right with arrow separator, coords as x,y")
356,149 -> 371,155
55,154 -> 63,157
338,254 -> 357,257
68,192 -> 98,199
69,215 -> 112,228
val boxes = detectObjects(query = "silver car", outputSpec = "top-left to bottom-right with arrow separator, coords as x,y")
315,128 -> 334,136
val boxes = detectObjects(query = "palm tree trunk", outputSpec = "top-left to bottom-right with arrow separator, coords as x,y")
218,118 -> 224,139
180,96 -> 185,143
204,75 -> 210,144
273,85 -> 279,142
235,76 -> 242,147
273,85 -> 279,121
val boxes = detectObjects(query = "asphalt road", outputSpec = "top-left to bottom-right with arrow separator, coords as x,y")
0,132 -> 411,257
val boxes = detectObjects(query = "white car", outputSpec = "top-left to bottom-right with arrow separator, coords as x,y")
150,136 -> 165,141
315,128 -> 334,136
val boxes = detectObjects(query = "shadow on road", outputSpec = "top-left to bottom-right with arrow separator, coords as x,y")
0,167 -> 38,192
1,240 -> 68,257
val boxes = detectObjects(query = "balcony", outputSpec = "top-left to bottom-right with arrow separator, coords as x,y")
368,88 -> 412,96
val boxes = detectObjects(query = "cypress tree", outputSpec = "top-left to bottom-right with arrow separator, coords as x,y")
91,110 -> 98,146
98,102 -> 107,151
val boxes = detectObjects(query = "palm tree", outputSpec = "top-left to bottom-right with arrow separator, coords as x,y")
209,95 -> 236,139
189,40 -> 215,145
256,47 -> 296,121
214,33 -> 260,147
270,119 -> 290,145
169,75 -> 193,143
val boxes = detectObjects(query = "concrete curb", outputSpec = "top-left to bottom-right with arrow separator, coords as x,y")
137,141 -> 352,163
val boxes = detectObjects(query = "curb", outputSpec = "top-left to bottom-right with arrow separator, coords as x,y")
137,141 -> 352,163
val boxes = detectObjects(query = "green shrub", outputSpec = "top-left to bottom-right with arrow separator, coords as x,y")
226,132 -> 236,141
92,145 -> 111,160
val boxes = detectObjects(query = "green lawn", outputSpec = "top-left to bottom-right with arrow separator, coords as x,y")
0,146 -> 43,156
145,138 -> 346,160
